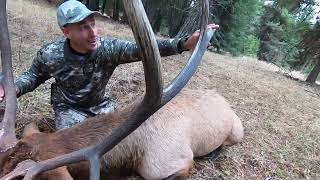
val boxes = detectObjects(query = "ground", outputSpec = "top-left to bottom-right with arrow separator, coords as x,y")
2,0 -> 320,179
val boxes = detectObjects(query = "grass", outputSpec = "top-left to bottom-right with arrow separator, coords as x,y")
3,0 -> 320,179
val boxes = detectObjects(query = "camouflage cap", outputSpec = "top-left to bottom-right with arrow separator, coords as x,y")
57,0 -> 101,27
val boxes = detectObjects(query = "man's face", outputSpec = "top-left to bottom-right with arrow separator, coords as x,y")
62,15 -> 98,54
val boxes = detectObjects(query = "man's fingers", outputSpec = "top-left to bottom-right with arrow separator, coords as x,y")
194,30 -> 200,35
0,85 -> 5,102
194,24 -> 219,35
207,23 -> 219,30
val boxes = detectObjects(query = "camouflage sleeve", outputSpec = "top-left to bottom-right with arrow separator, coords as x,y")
107,37 -> 187,65
15,50 -> 51,97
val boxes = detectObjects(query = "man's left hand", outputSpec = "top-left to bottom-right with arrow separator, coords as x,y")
184,23 -> 219,51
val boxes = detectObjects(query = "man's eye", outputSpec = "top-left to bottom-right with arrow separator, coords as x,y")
79,24 -> 94,31
79,26 -> 86,31
80,25 -> 88,31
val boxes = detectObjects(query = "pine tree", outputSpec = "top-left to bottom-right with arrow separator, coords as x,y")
222,0 -> 262,56
257,1 -> 314,67
299,23 -> 320,83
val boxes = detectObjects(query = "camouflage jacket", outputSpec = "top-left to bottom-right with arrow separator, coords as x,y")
15,37 -> 185,115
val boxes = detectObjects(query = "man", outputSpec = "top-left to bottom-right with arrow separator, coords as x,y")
0,0 -> 219,130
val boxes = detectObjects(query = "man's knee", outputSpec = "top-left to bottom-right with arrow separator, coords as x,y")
54,108 -> 90,130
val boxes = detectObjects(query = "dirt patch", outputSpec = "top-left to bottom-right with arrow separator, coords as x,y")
3,0 -> 320,179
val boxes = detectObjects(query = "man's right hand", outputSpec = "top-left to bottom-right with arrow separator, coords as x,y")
184,24 -> 219,51
0,84 -> 20,102
0,84 -> 5,102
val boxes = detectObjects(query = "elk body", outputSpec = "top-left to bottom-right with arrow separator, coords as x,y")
0,89 -> 243,180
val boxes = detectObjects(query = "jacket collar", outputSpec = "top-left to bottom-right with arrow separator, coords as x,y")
63,38 -> 100,63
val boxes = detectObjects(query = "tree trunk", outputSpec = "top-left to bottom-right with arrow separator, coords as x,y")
120,0 -> 128,23
144,0 -> 163,33
101,0 -> 107,14
105,0 -> 113,17
113,0 -> 120,21
306,59 -> 320,83
167,0 -> 191,37
175,1 -> 200,38
88,0 -> 100,11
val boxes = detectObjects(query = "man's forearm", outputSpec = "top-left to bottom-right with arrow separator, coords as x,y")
107,37 -> 189,65
15,53 -> 51,97
14,71 -> 46,97
157,37 -> 189,56
15,77 -> 31,98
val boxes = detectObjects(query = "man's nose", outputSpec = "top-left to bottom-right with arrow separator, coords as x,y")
88,25 -> 97,37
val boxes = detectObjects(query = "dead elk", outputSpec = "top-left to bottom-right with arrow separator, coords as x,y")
0,89 -> 243,179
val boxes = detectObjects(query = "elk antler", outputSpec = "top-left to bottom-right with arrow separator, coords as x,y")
0,0 -> 214,179
0,0 -> 18,152
1,160 -> 36,180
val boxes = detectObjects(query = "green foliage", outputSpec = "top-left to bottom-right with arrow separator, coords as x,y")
213,0 -> 263,56
257,3 -> 312,68
243,35 -> 260,57
280,9 -> 304,66
256,0 -> 320,83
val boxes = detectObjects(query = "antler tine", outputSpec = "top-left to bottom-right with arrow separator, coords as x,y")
162,0 -> 214,105
86,0 -> 163,178
1,160 -> 36,180
87,1 -> 163,177
0,0 -> 18,152
122,0 -> 163,101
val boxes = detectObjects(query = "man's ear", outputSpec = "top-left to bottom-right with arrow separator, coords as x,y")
61,26 -> 71,39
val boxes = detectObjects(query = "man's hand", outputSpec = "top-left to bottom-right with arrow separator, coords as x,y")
0,84 -> 5,102
184,23 -> 219,51
0,84 -> 20,102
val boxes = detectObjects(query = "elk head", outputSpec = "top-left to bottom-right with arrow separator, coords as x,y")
0,0 -> 214,179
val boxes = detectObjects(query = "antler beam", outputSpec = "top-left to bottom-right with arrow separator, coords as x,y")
0,0 -> 18,152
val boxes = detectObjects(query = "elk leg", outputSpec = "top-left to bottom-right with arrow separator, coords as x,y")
194,145 -> 223,161
162,168 -> 189,180
223,115 -> 244,146
139,151 -> 193,180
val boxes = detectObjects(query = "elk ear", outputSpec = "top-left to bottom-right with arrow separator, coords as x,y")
22,122 -> 40,138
